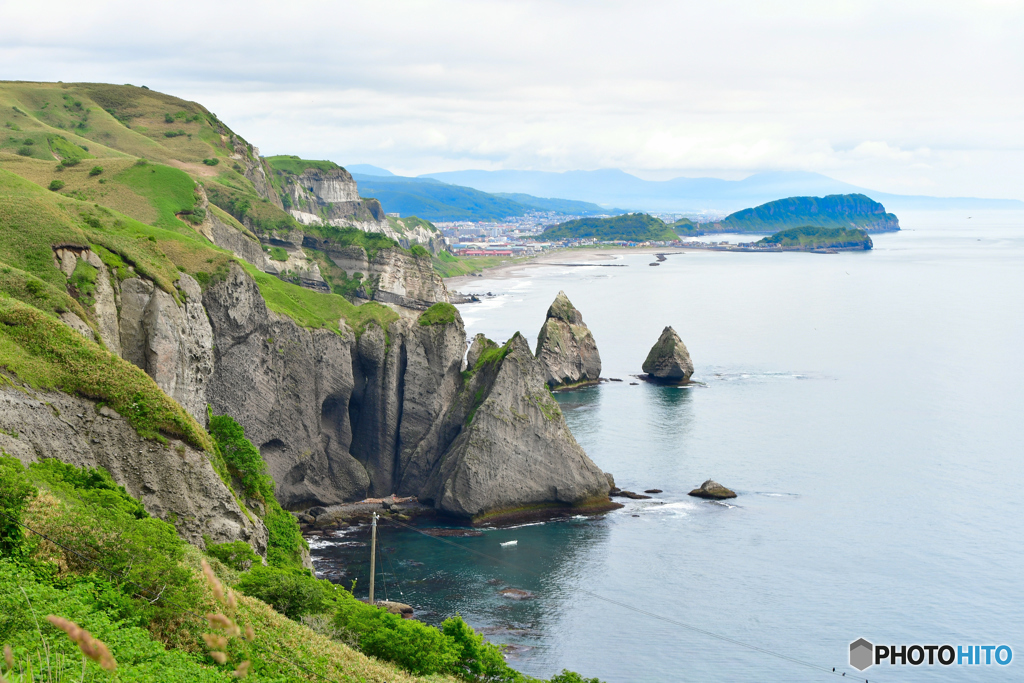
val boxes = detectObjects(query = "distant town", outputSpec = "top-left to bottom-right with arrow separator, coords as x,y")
435,210 -> 790,256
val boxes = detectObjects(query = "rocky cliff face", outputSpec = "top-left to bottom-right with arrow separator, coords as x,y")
419,333 -> 612,520
642,326 -> 694,383
283,168 -> 391,234
302,240 -> 449,308
42,247 -> 610,524
535,291 -> 601,388
0,382 -> 267,554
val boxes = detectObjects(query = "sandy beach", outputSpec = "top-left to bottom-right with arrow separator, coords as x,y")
445,246 -> 680,287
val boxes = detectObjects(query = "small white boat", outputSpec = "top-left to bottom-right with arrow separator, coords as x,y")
500,540 -> 518,547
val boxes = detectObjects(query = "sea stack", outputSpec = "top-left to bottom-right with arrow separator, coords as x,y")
642,326 -> 694,383
535,290 -> 601,389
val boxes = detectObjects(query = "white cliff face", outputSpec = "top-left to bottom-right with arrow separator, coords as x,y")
314,244 -> 449,306
118,275 -> 214,423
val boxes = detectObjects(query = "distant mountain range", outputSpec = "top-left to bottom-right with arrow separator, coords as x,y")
351,173 -> 620,221
417,169 -> 1024,214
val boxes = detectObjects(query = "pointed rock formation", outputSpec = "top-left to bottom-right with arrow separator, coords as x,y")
535,291 -> 601,388
642,326 -> 693,383
421,332 -> 614,521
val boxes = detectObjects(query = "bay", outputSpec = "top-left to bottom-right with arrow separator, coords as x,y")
311,210 -> 1024,681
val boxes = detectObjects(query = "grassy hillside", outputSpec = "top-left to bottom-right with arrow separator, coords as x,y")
710,193 -> 899,233
540,213 -> 678,241
757,226 -> 873,250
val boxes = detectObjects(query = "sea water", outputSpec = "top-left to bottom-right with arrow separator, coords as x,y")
310,210 -> 1024,681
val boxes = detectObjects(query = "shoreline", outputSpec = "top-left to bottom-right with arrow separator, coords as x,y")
445,246 -> 675,285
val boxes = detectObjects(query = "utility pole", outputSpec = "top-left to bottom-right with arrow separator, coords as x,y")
368,512 -> 377,605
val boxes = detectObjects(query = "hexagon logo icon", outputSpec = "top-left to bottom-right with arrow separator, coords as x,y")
850,638 -> 874,671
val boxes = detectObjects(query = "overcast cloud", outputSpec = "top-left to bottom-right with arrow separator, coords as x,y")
2,0 -> 1022,198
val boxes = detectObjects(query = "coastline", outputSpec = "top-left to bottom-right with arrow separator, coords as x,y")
445,246 -> 674,285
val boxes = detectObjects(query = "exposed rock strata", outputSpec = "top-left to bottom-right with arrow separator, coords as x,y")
303,241 -> 449,307
535,291 -> 601,388
0,382 -> 267,554
642,326 -> 694,383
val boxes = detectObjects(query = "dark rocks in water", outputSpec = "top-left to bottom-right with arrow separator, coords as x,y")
422,528 -> 484,537
499,588 -> 535,600
611,489 -> 651,500
609,377 -> 623,382
377,600 -> 414,618
629,382 -> 639,385
535,291 -> 601,389
642,326 -> 694,383
649,262 -> 660,266
688,479 -> 737,499
644,489 -> 663,494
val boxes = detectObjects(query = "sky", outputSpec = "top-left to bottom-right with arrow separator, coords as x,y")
1,0 -> 1022,198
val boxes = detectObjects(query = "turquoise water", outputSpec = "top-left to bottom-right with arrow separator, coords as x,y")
311,211 -> 1024,681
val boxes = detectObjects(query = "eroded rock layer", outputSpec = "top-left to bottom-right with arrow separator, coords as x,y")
535,291 -> 601,388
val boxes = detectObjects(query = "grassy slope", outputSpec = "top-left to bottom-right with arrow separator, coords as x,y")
388,215 -> 439,235
431,251 -> 512,278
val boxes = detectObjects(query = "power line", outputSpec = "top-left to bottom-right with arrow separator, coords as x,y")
378,515 -> 878,683
0,511 -> 336,683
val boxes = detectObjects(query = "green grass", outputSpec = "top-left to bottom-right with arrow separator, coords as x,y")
265,155 -> 340,175
113,161 -> 198,229
268,246 -> 288,261
431,251 -> 511,278
241,262 -> 398,337
0,262 -> 97,332
418,302 -> 458,326
0,297 -> 213,451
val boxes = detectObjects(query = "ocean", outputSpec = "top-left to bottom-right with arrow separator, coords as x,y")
310,210 -> 1024,681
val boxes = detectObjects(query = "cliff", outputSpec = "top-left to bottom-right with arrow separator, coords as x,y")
535,291 -> 602,388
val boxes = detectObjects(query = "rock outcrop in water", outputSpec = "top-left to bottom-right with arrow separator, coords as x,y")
535,291 -> 601,388
688,480 -> 737,499
642,326 -> 694,383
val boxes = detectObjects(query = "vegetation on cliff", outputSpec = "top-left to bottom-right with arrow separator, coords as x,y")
419,302 -> 459,326
757,225 -> 873,250
540,213 -> 678,242
0,455 -> 602,683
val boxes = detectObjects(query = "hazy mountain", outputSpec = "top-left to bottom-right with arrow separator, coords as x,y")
419,169 -> 1024,213
351,173 -> 622,221
346,163 -> 395,176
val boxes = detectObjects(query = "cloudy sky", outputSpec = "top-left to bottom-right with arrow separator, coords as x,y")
2,0 -> 1022,198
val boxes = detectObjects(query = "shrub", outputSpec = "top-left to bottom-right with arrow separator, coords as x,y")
16,146 -> 32,156
48,179 -> 66,191
269,246 -> 288,262
264,507 -> 304,569
442,614 -> 516,681
410,244 -> 430,258
164,113 -> 174,123
334,597 -> 459,676
202,157 -> 220,166
29,458 -> 148,520
88,165 -> 103,176
0,455 -> 36,555
208,414 -> 273,502
236,567 -> 342,620
206,540 -> 259,571
163,129 -> 185,138
22,138 -> 34,145
418,302 -> 458,326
